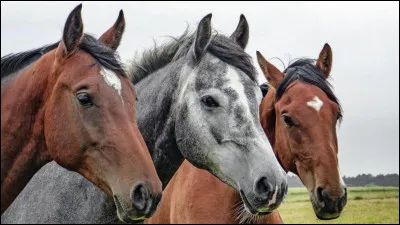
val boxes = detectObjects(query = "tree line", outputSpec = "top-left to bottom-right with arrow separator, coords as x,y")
287,173 -> 399,187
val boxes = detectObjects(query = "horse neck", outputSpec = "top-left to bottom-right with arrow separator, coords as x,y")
1,53 -> 54,213
134,61 -> 186,188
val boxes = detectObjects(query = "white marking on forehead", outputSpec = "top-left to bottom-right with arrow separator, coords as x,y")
307,96 -> 323,112
100,68 -> 123,103
226,66 -> 264,128
227,66 -> 253,116
227,66 -> 267,135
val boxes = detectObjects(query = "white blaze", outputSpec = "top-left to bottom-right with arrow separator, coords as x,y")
307,96 -> 323,112
100,68 -> 123,103
227,66 -> 252,121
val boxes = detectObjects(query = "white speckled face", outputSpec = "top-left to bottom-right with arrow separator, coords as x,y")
100,67 -> 123,102
307,96 -> 323,112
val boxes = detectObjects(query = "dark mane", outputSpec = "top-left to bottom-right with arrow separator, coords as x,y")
1,34 -> 126,79
1,42 -> 59,78
277,58 -> 343,121
129,29 -> 256,84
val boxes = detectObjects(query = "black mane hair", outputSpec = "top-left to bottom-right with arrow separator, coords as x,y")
1,34 -> 126,79
129,29 -> 256,84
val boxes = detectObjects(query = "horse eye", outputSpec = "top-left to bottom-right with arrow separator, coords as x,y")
76,93 -> 93,107
282,115 -> 295,127
201,96 -> 219,108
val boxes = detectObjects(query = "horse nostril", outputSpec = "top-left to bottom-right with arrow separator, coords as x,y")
131,183 -> 149,211
317,187 -> 324,201
317,187 -> 333,202
255,177 -> 271,198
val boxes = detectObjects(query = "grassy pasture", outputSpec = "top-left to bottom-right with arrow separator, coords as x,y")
278,187 -> 399,224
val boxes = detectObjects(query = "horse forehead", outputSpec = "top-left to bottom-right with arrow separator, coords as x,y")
65,61 -> 125,103
226,66 -> 257,98
100,68 -> 123,99
226,66 -> 261,123
194,56 -> 228,91
194,55 -> 259,104
300,85 -> 333,113
65,49 -> 96,66
285,82 -> 328,105
306,96 -> 323,112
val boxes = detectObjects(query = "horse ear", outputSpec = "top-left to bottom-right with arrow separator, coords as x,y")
256,51 -> 284,89
230,14 -> 249,49
193,13 -> 212,60
316,43 -> 333,79
99,10 -> 125,51
59,4 -> 84,56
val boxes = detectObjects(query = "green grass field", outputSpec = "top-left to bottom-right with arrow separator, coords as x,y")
278,186 -> 399,224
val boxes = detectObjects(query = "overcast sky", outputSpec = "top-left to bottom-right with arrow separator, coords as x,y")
1,1 -> 399,177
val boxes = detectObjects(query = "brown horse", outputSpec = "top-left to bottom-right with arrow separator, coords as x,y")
1,5 -> 162,222
146,43 -> 347,223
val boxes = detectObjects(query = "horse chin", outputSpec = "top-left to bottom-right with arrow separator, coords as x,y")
239,190 -> 273,216
235,191 -> 273,224
114,195 -> 145,224
310,195 -> 341,220
316,212 -> 340,220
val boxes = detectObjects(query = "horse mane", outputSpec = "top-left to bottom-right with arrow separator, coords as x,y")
277,58 -> 343,121
1,42 -> 59,79
1,34 -> 126,80
129,28 -> 257,84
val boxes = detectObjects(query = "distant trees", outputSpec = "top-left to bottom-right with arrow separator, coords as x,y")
287,173 -> 399,187
343,173 -> 399,187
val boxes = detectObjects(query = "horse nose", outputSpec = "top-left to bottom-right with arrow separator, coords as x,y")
317,187 -> 326,202
254,177 -> 287,206
317,186 -> 347,211
131,182 -> 162,217
317,186 -> 347,201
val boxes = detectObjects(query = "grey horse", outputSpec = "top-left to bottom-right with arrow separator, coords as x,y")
2,14 -> 287,224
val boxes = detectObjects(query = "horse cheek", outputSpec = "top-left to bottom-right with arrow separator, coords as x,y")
44,94 -> 82,170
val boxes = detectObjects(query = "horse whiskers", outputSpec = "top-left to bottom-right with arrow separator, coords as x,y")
231,200 -> 243,210
231,201 -> 268,224
233,205 -> 244,223
231,201 -> 253,224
